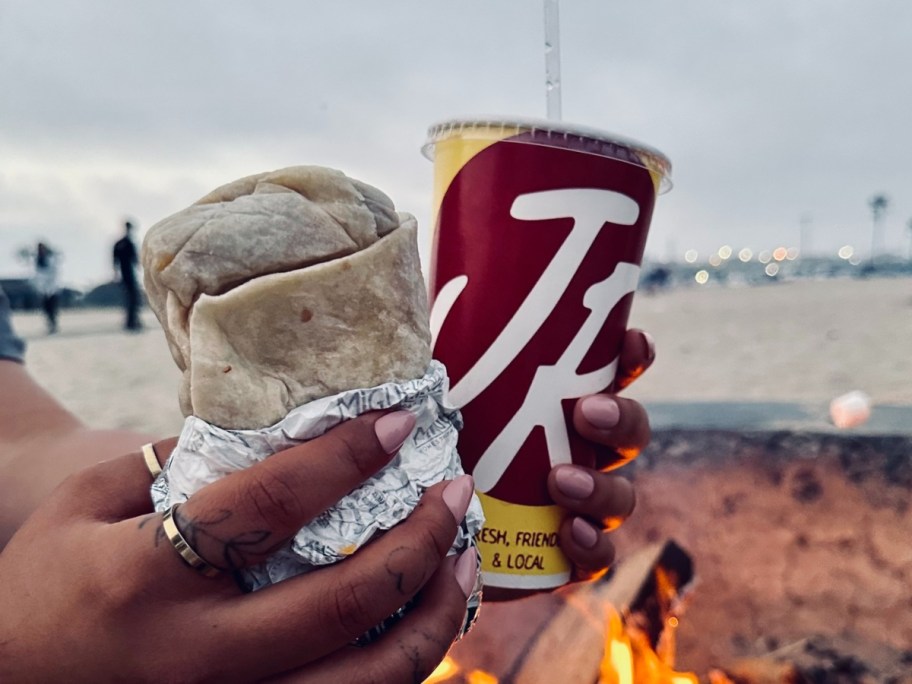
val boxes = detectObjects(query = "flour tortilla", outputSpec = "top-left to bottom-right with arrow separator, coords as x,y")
142,166 -> 431,429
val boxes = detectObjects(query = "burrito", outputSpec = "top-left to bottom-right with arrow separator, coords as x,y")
142,165 -> 483,637
142,165 -> 431,429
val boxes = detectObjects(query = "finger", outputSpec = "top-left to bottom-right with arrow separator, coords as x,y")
97,434 -> 177,516
139,436 -> 177,482
548,466 -> 636,529
614,328 -> 655,391
573,395 -> 650,470
54,451 -> 161,521
175,410 -> 415,572
265,551 -> 474,684
558,515 -> 617,577
100,508 -> 242,606
150,436 -> 179,468
201,478 -> 473,677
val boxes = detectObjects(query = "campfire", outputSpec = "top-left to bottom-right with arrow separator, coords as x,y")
426,540 -> 699,683
426,534 -> 912,682
421,426 -> 912,683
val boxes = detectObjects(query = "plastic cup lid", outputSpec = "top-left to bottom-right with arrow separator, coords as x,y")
423,115 -> 672,193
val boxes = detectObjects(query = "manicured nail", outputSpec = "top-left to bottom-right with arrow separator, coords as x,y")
454,548 -> 478,598
442,475 -> 474,522
580,395 -> 620,430
374,411 -> 417,454
642,331 -> 656,364
554,466 -> 594,500
571,518 -> 599,549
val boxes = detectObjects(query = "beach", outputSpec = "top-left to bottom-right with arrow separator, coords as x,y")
12,275 -> 912,676
13,276 -> 912,437
13,307 -> 185,437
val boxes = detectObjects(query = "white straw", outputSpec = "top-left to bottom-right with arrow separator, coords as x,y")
544,0 -> 562,121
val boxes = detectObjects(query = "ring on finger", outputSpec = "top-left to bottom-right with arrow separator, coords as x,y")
142,443 -> 162,479
161,503 -> 222,578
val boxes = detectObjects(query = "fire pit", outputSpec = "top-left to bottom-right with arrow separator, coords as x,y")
433,540 -> 697,683
428,410 -> 912,683
614,422 -> 912,681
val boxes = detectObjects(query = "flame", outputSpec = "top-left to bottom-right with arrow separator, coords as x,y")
601,609 -> 634,684
425,656 -> 460,683
427,611 -> 698,684
425,566 -> 698,684
598,607 -> 698,684
424,657 -> 498,684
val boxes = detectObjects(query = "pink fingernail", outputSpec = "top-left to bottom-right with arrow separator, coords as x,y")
642,331 -> 656,363
554,466 -> 594,500
454,549 -> 478,598
571,518 -> 599,549
580,395 -> 620,430
442,475 -> 474,522
374,411 -> 416,454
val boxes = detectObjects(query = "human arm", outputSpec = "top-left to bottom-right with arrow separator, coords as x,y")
0,411 -> 475,683
0,358 -> 156,547
0,287 -> 153,546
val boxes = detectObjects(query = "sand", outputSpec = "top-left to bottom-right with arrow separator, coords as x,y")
13,308 -> 185,437
12,276 -> 912,438
627,275 -> 912,406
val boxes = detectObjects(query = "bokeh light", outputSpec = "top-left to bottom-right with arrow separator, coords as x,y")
695,270 -> 709,284
708,254 -> 722,267
772,247 -> 788,262
838,245 -> 854,259
718,245 -> 733,260
786,247 -> 799,261
738,248 -> 753,262
765,263 -> 780,277
684,249 -> 698,264
758,250 -> 772,264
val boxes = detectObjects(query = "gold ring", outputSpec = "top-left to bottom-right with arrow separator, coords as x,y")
142,443 -> 162,479
161,504 -> 221,578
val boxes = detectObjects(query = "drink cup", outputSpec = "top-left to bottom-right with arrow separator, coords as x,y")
423,117 -> 671,595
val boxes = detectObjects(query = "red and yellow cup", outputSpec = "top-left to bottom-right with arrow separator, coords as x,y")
424,117 -> 671,594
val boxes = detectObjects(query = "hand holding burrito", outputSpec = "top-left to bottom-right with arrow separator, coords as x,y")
142,165 -> 483,637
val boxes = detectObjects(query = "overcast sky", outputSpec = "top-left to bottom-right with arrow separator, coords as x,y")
2,1 -> 911,287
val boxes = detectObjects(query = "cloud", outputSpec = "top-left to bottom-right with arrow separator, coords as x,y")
2,1 -> 912,284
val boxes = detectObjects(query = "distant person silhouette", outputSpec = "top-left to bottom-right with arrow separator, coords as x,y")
112,221 -> 142,332
33,242 -> 60,334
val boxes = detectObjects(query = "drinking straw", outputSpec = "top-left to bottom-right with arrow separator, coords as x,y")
544,0 -> 562,121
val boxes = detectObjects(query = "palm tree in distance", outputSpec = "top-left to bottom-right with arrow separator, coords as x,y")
868,194 -> 889,266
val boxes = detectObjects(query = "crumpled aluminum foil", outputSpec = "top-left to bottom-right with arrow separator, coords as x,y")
151,360 -> 484,637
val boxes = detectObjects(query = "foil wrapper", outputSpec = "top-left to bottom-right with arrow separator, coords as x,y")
151,360 -> 484,638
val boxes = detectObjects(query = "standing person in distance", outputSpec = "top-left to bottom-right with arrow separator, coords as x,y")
33,242 -> 60,335
112,220 -> 142,332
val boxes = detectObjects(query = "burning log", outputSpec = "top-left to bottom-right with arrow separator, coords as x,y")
433,539 -> 696,683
